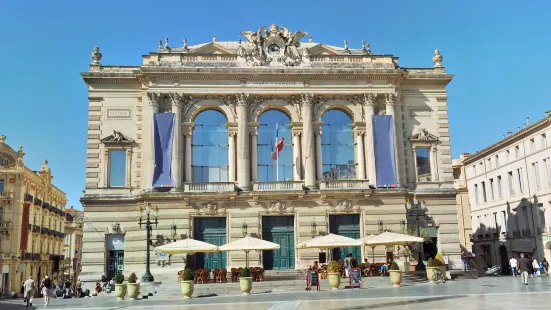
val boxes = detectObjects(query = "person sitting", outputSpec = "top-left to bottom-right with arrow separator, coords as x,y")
380,263 -> 390,276
109,278 -> 115,292
91,282 -> 102,296
351,256 -> 359,268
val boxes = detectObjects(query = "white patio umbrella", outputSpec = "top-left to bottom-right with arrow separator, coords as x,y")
296,233 -> 362,261
155,238 -> 219,255
218,235 -> 280,268
364,232 -> 424,263
358,234 -> 377,263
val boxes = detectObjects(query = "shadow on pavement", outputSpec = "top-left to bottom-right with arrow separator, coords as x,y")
332,295 -> 467,310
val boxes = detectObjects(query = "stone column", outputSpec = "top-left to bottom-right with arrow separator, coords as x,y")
301,93 -> 316,188
315,128 -> 323,181
147,92 -> 160,189
292,130 -> 302,181
184,130 -> 192,183
250,129 -> 258,182
385,93 -> 401,185
235,94 -> 250,190
364,93 -> 377,186
171,98 -> 183,189
356,130 -> 366,180
228,132 -> 236,182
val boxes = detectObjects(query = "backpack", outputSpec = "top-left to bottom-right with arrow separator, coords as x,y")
44,278 -> 51,289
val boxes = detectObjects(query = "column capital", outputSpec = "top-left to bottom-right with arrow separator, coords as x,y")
292,129 -> 303,137
354,129 -> 366,138
384,92 -> 397,106
228,131 -> 237,137
168,93 -> 189,107
363,93 -> 377,106
314,127 -> 322,136
248,129 -> 258,136
300,93 -> 314,106
234,93 -> 249,106
147,92 -> 161,107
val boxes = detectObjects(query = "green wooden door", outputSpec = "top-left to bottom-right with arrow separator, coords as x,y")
262,216 -> 295,270
194,217 -> 227,269
330,214 -> 361,262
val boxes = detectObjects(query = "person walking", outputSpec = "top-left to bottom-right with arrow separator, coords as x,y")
532,257 -> 540,277
460,250 -> 467,272
541,258 -> 549,276
42,275 -> 52,306
23,276 -> 35,307
509,256 -> 518,277
518,254 -> 531,285
344,253 -> 352,277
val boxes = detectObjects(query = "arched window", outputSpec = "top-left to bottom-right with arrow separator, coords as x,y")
257,110 -> 292,181
321,110 -> 355,180
192,110 -> 228,182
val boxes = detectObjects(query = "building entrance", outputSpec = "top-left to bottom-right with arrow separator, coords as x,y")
262,216 -> 295,270
329,214 -> 361,261
194,217 -> 227,269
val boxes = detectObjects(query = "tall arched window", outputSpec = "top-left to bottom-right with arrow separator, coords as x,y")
321,110 -> 355,180
257,110 -> 292,181
192,110 -> 228,182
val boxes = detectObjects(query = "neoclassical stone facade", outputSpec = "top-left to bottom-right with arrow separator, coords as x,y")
80,24 -> 460,282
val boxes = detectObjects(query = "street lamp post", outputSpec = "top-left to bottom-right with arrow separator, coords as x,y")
138,203 -> 159,282
407,196 -> 426,271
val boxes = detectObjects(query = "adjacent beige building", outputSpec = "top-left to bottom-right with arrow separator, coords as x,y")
62,207 -> 83,283
464,111 -> 551,274
453,153 -> 473,254
0,135 -> 67,293
80,24 -> 461,283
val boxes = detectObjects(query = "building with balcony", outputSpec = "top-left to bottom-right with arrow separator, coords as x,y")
0,135 -> 67,294
80,24 -> 461,282
464,111 -> 551,275
61,207 -> 83,284
453,153 -> 473,254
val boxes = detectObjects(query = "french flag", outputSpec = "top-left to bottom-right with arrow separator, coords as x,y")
271,124 -> 284,160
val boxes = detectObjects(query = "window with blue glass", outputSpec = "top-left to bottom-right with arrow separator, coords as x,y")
192,110 -> 229,182
257,110 -> 292,181
321,110 -> 355,180
108,150 -> 126,187
0,179 -> 4,193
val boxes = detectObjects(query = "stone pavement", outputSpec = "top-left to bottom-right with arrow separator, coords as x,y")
1,275 -> 550,309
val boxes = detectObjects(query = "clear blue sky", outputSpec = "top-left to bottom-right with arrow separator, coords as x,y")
1,0 -> 549,209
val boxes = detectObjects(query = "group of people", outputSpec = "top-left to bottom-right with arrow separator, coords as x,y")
21,276 -> 84,307
509,254 -> 549,285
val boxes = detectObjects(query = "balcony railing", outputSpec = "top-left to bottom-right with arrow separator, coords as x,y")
319,180 -> 370,190
24,194 -> 33,203
253,181 -> 303,191
34,198 -> 42,206
521,229 -> 532,237
184,182 -> 236,193
0,221 -> 10,231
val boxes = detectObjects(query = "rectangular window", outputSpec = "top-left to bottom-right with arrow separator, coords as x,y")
415,147 -> 431,181
542,133 -> 548,148
501,211 -> 507,233
474,184 -> 479,205
517,167 -> 524,193
515,145 -> 520,159
530,138 -> 536,153
495,154 -> 499,167
494,212 -> 498,231
108,150 -> 127,187
481,181 -> 487,203
479,162 -> 484,173
506,150 -> 510,162
484,214 -> 488,233
508,171 -> 515,195
489,178 -> 495,201
0,179 -> 4,193
533,162 -> 541,188
546,157 -> 551,185
487,158 -> 492,170
472,165 -> 476,176
497,176 -> 503,198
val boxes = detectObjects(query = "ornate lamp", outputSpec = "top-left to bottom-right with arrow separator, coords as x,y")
242,223 -> 248,236
171,223 -> 177,241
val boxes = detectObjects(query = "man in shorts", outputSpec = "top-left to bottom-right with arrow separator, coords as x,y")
23,276 -> 35,307
42,275 -> 52,306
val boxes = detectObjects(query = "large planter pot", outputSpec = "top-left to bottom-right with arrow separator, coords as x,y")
401,262 -> 411,274
439,266 -> 447,279
327,272 -> 341,290
239,277 -> 252,295
127,283 -> 140,300
115,284 -> 126,300
179,280 -> 194,299
425,267 -> 438,281
389,270 -> 402,286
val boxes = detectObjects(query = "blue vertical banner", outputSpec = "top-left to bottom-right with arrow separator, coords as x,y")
373,115 -> 398,187
152,113 -> 175,188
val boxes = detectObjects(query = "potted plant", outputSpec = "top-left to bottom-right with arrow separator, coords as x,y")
425,258 -> 438,281
239,267 -> 252,295
389,261 -> 402,286
180,269 -> 194,298
327,261 -> 341,290
434,253 -> 447,278
126,272 -> 140,300
114,273 -> 126,300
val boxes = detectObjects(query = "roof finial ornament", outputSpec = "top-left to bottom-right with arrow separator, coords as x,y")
183,38 -> 188,50
212,35 -> 216,42
0,134 -> 5,144
366,43 -> 372,55
432,49 -> 443,68
90,46 -> 102,65
158,40 -> 162,49
164,38 -> 169,49
344,40 -> 349,51
309,36 -> 312,43
361,40 -> 366,53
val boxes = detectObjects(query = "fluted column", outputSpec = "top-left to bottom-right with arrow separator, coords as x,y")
315,128 -> 323,181
356,130 -> 366,180
235,94 -> 250,190
184,130 -> 192,183
292,130 -> 302,181
170,97 -> 183,189
228,132 -> 236,182
301,93 -> 316,188
250,129 -> 258,182
364,93 -> 377,186
385,93 -> 401,185
147,92 -> 160,189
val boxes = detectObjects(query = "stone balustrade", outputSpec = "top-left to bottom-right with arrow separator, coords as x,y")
252,181 -> 304,191
184,182 -> 236,193
318,180 -> 370,190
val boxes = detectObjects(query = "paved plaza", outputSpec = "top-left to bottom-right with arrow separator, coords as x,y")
1,276 -> 550,309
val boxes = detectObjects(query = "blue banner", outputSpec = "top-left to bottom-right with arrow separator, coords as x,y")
152,113 -> 175,188
373,115 -> 398,187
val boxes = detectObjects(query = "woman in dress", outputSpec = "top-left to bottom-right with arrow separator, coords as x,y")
41,275 -> 52,306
